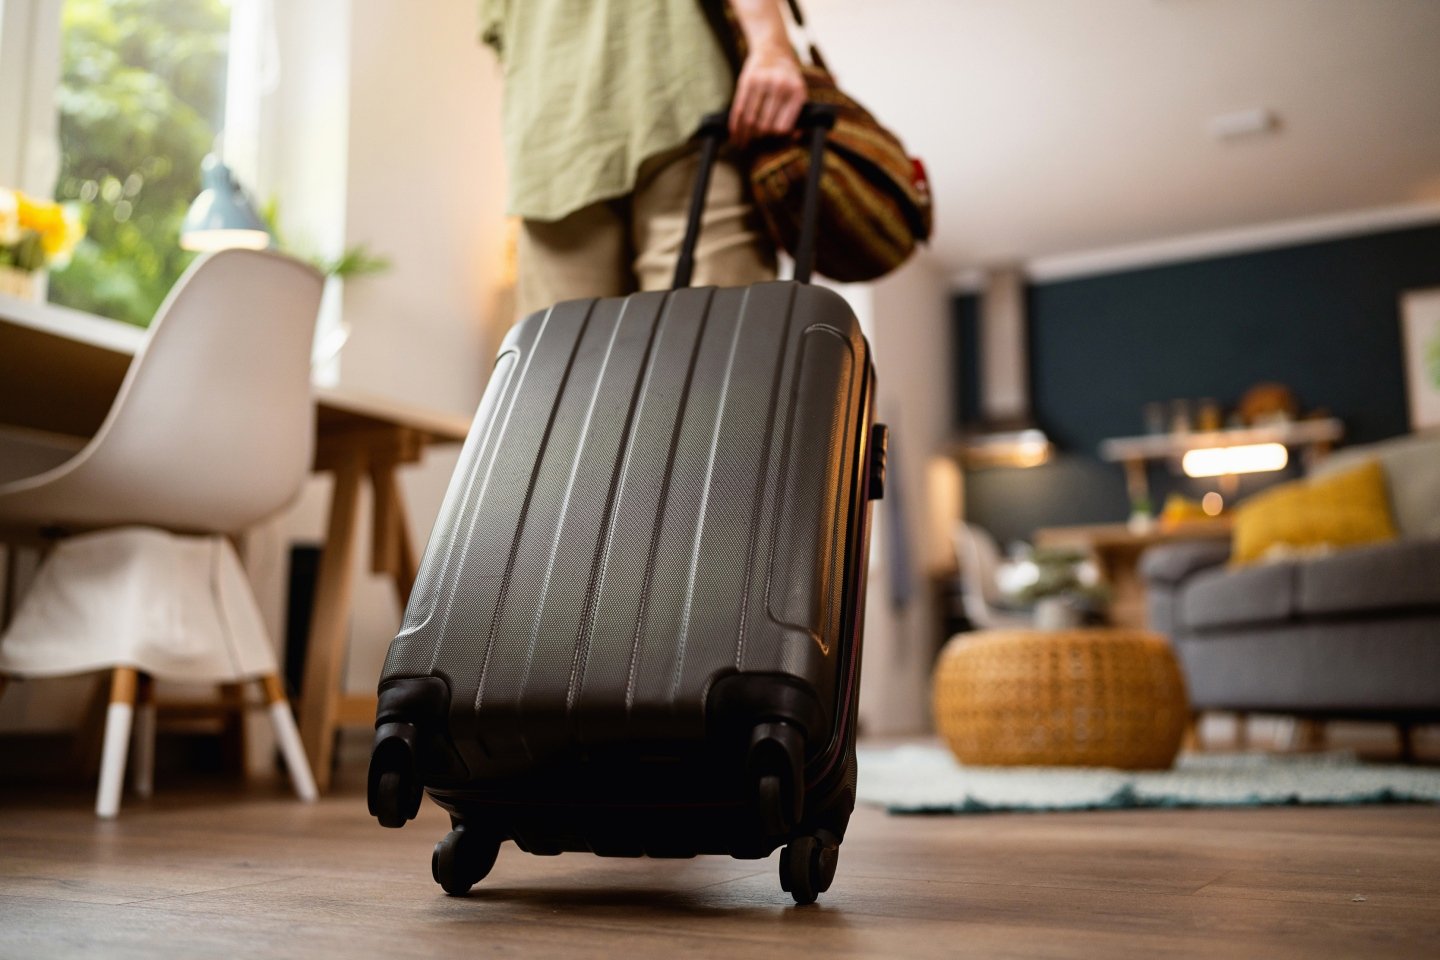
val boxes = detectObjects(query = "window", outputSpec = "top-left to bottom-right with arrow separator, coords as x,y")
46,0 -> 232,327
5,0 -> 343,348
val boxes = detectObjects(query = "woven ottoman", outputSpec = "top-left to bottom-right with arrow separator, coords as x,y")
932,629 -> 1189,769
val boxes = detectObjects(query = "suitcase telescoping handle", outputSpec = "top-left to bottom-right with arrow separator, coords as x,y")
672,102 -> 838,289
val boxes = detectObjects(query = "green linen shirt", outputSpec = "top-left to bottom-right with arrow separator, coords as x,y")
479,0 -> 734,222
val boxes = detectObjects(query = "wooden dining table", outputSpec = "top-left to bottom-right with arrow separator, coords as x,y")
1034,520 -> 1234,629
0,293 -> 471,792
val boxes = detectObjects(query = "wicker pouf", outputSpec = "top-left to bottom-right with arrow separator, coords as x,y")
932,629 -> 1189,770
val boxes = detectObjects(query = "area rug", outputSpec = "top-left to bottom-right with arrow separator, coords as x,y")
856,745 -> 1440,814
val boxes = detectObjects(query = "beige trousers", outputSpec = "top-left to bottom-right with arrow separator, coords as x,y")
516,146 -> 777,319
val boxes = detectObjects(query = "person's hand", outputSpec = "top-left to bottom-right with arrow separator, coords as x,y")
729,42 -> 806,148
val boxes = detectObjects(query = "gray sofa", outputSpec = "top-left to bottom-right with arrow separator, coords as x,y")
1142,431 -> 1440,729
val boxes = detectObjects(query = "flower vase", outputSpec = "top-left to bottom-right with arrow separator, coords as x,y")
0,265 -> 45,301
1035,596 -> 1082,631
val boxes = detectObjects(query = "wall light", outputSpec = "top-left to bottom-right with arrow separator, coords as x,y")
180,154 -> 271,252
1181,443 -> 1288,478
958,428 -> 1053,470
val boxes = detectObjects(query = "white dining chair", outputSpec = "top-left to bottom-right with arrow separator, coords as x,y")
0,248 -> 324,817
952,521 -> 1033,631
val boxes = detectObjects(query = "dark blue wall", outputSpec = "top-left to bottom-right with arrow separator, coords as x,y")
957,223 -> 1440,546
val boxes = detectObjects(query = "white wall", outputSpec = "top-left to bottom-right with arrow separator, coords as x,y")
340,2 -> 507,412
836,254 -> 957,736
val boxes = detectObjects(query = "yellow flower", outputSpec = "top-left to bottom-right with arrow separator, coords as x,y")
10,190 -> 85,266
16,191 -> 60,232
45,205 -> 85,267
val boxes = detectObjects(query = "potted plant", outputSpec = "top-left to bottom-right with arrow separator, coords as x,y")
0,188 -> 84,300
1014,548 -> 1110,630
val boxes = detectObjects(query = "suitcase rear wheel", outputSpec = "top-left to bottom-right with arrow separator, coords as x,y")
372,770 -> 409,829
756,774 -> 789,837
431,825 -> 499,896
779,831 -> 840,905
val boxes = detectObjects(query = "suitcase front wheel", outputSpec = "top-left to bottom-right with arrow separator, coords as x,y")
431,824 -> 500,896
779,830 -> 840,905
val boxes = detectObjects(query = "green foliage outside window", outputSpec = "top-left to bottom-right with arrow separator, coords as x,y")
47,0 -> 231,328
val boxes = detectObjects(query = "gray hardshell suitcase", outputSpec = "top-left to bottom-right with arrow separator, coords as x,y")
367,106 -> 888,905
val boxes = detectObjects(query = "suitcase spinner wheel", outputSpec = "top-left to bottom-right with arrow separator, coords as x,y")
431,821 -> 501,896
779,830 -> 841,906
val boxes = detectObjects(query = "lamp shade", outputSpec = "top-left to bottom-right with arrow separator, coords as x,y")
180,155 -> 271,252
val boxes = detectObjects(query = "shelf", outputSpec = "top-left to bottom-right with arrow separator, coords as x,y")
1099,418 -> 1344,463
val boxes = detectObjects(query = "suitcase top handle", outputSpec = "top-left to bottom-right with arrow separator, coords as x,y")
672,102 -> 838,290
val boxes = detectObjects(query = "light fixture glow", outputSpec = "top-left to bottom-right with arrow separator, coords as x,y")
180,228 -> 272,252
959,428 -> 1053,469
1182,443 -> 1288,478
1201,491 -> 1224,516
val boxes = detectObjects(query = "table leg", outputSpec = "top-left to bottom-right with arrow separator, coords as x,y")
298,458 -> 364,793
1182,711 -> 1202,752
1396,722 -> 1415,763
370,464 -> 418,609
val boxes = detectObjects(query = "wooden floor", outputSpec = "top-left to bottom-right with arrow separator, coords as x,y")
2,772 -> 1438,960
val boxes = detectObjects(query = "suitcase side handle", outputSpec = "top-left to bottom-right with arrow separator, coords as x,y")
671,102 -> 837,289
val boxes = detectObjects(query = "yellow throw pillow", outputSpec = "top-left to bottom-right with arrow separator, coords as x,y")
1231,459 -> 1398,567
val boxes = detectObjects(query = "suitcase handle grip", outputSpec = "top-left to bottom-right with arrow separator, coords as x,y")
672,102 -> 837,289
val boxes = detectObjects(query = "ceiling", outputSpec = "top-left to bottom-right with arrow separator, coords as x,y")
805,0 -> 1440,276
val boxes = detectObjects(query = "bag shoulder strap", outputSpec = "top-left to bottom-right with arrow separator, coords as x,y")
782,0 -> 828,71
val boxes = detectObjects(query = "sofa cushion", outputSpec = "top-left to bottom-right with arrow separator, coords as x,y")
1296,537 -> 1440,617
1311,430 -> 1440,539
1140,539 -> 1233,586
1231,460 -> 1397,567
1180,561 -> 1296,632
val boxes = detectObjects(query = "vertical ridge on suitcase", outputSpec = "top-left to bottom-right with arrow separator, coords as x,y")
562,291 -> 677,716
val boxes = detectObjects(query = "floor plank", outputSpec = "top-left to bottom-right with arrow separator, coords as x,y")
0,776 -> 1436,959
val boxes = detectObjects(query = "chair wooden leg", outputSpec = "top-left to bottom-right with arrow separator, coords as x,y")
1233,712 -> 1250,751
1182,711 -> 1203,752
1397,723 -> 1416,763
130,674 -> 156,798
96,667 -> 139,819
1297,719 -> 1327,752
259,674 -> 317,802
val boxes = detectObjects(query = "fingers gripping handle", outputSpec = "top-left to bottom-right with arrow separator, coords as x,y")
671,103 -> 837,290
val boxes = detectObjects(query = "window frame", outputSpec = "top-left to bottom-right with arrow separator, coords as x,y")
0,0 -> 63,196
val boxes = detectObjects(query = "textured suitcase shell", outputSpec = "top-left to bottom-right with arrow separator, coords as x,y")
380,279 -> 874,774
